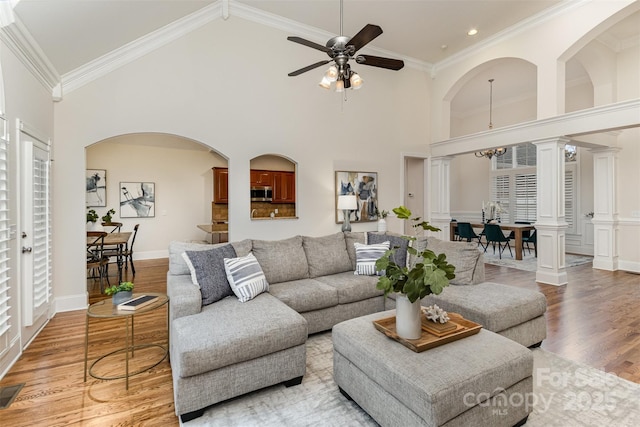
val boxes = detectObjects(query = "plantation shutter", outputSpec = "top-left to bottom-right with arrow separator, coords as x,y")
490,174 -> 510,222
514,173 -> 537,222
0,116 -> 10,352
565,167 -> 576,233
32,151 -> 51,311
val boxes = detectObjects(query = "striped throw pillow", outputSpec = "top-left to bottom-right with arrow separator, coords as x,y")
223,253 -> 269,302
354,241 -> 390,276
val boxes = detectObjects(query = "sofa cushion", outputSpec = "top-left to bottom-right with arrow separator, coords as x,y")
354,241 -> 390,275
172,293 -> 307,378
427,237 -> 482,285
368,232 -> 409,268
303,232 -> 353,278
344,232 -> 365,270
169,240 -> 219,275
252,236 -> 309,284
408,236 -> 429,269
183,244 -> 236,306
231,239 -> 253,257
223,253 -> 269,302
314,272 -> 382,304
268,279 -> 339,313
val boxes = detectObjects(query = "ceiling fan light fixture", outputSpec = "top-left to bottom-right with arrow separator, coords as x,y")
325,65 -> 338,82
350,73 -> 363,89
335,79 -> 345,93
319,76 -> 331,89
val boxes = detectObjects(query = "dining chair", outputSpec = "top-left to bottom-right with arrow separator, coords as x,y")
456,222 -> 485,250
87,231 -> 110,291
507,221 -> 531,249
483,223 -> 513,259
101,221 -> 123,233
121,224 -> 139,275
523,230 -> 537,257
451,219 -> 460,241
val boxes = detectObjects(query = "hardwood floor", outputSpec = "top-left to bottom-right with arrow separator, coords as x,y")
0,258 -> 639,426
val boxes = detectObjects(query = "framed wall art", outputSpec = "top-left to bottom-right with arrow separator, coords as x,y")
120,182 -> 156,218
86,169 -> 107,207
335,171 -> 378,224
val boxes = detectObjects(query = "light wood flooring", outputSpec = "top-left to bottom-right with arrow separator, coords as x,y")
0,258 -> 639,426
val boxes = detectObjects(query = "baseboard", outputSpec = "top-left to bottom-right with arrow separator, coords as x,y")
135,249 -> 168,260
54,293 -> 87,313
618,259 -> 640,274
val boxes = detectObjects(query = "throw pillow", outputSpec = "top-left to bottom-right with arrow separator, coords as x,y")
223,253 -> 269,302
183,244 -> 237,306
367,232 -> 409,268
302,232 -> 352,278
354,241 -> 390,276
427,237 -> 481,285
344,232 -> 365,270
251,236 -> 309,284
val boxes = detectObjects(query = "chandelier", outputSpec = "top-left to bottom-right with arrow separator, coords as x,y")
476,78 -> 507,160
319,63 -> 363,92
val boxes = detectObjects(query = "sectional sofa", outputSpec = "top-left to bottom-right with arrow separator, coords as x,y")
166,231 -> 546,421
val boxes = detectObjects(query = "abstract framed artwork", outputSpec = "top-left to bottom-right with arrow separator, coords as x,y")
120,182 -> 156,218
335,171 -> 378,224
86,169 -> 107,207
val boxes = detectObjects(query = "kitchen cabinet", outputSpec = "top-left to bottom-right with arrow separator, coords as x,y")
213,167 -> 228,203
272,171 -> 296,203
250,170 -> 272,186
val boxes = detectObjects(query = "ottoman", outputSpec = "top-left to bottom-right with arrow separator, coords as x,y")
333,311 -> 533,427
421,282 -> 547,348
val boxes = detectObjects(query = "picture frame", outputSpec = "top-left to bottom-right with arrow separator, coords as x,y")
120,182 -> 156,218
86,169 -> 107,207
335,171 -> 378,224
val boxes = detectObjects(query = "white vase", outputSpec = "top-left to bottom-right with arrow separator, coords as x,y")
87,221 -> 102,231
395,293 -> 422,339
377,218 -> 387,233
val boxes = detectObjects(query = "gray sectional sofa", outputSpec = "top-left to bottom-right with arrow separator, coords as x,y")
166,231 -> 546,422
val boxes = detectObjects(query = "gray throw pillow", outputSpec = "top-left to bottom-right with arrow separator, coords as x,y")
302,232 -> 352,278
184,244 -> 237,306
344,232 -> 365,270
367,232 -> 409,268
427,237 -> 480,285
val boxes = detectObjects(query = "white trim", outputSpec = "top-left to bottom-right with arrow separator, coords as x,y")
617,260 -> 640,274
54,294 -> 87,313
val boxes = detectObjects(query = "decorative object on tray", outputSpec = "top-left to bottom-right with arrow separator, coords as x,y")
482,200 -> 507,223
424,304 -> 450,323
105,281 -> 134,305
372,312 -> 482,352
375,206 -> 456,339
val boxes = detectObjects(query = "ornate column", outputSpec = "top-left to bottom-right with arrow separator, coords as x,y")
532,137 -> 569,286
429,156 -> 453,241
590,148 -> 619,270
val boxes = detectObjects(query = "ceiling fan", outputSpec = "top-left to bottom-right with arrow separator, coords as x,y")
287,0 -> 404,91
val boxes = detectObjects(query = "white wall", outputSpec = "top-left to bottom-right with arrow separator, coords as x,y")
54,16 -> 431,309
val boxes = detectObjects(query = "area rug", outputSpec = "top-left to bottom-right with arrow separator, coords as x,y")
481,249 -> 593,272
182,332 -> 640,426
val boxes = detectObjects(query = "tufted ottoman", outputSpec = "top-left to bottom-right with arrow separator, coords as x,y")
333,311 -> 533,427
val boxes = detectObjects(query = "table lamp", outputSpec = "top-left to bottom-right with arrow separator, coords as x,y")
337,195 -> 358,232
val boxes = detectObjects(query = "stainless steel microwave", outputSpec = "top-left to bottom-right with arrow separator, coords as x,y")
250,186 -> 272,202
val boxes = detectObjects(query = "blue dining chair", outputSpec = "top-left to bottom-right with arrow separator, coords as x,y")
483,223 -> 513,259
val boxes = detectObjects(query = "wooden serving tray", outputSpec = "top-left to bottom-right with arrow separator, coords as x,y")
372,312 -> 482,353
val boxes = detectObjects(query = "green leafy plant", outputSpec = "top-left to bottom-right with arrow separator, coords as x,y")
104,281 -> 134,296
86,209 -> 99,223
101,208 -> 116,223
375,208 -> 389,219
375,206 -> 456,303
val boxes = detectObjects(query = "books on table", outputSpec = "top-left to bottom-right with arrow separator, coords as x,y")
117,294 -> 158,311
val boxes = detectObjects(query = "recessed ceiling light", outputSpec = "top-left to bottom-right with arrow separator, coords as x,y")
467,28 -> 478,36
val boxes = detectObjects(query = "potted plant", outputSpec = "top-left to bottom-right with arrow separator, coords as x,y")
86,209 -> 101,231
101,208 -> 116,224
375,206 -> 456,339
105,281 -> 134,305
375,208 -> 389,232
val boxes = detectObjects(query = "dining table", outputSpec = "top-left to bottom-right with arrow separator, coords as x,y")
450,222 -> 535,261
87,231 -> 132,283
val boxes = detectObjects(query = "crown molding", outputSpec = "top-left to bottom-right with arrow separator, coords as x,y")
0,16 -> 60,95
431,0 -> 585,75
61,2 -> 223,95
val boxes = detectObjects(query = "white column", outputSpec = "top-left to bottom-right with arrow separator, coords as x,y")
532,137 -> 569,286
429,156 -> 453,241
590,148 -> 619,270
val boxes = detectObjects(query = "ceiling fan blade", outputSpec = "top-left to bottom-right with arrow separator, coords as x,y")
348,24 -> 383,52
287,36 -> 332,54
355,55 -> 404,71
288,60 -> 331,77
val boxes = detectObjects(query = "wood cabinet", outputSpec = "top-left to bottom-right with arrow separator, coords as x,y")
213,167 -> 229,203
250,170 -> 272,186
272,171 -> 296,203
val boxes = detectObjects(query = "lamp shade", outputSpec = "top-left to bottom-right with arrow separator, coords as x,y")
337,195 -> 358,210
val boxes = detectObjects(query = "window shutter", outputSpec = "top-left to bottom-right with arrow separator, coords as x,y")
514,173 -> 537,222
0,116 -> 10,351
32,153 -> 51,310
565,167 -> 576,233
490,174 -> 511,222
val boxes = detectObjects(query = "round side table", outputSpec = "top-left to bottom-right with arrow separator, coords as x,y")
84,292 -> 169,389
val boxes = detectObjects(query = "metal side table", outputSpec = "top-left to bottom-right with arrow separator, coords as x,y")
84,292 -> 169,389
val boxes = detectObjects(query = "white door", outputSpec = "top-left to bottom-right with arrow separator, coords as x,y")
19,123 -> 51,335
404,157 -> 426,235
